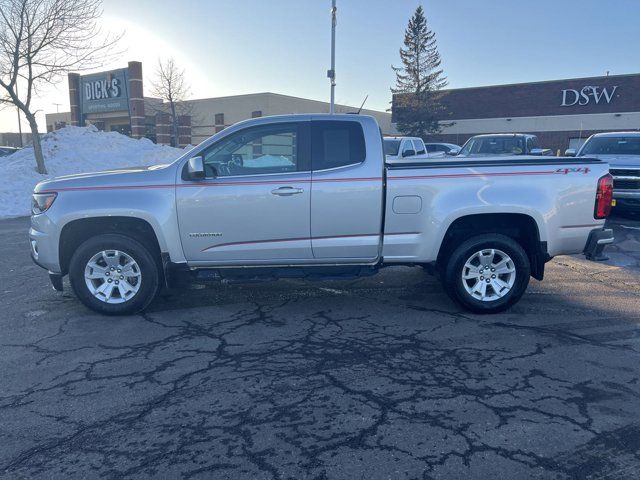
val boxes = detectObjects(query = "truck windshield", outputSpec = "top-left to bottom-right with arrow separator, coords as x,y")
579,137 -> 640,156
383,139 -> 401,156
460,137 -> 526,156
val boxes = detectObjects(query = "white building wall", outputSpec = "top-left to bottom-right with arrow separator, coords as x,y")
45,92 -> 396,142
45,112 -> 72,131
188,93 -> 395,143
439,111 -> 640,135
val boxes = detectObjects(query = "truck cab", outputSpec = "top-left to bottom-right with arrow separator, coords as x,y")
383,136 -> 432,163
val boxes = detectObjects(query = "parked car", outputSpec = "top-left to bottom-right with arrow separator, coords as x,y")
458,134 -> 552,157
30,114 -> 613,315
566,132 -> 640,211
383,136 -> 432,163
0,146 -> 19,157
424,142 -> 461,156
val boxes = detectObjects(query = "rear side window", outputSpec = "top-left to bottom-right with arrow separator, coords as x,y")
402,141 -> 415,156
312,121 -> 366,170
383,139 -> 401,156
414,139 -> 426,155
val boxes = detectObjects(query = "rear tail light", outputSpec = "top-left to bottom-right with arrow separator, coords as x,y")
594,173 -> 613,219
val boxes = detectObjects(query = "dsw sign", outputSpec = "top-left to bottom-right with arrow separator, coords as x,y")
561,85 -> 618,107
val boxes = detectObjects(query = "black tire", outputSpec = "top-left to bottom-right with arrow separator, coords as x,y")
69,234 -> 160,315
441,234 -> 530,314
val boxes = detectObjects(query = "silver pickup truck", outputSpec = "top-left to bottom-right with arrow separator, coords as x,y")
30,114 -> 614,315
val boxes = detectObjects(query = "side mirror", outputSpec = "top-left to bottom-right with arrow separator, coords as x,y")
402,149 -> 416,158
185,156 -> 205,180
446,149 -> 459,156
564,148 -> 577,157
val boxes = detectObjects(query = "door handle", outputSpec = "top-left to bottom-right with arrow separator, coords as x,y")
271,186 -> 304,196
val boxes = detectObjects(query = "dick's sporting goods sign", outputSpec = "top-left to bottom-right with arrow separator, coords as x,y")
561,85 -> 619,107
79,68 -> 129,114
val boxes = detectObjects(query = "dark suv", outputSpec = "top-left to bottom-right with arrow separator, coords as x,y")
458,134 -> 552,157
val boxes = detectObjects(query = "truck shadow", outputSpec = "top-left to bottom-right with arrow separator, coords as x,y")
605,211 -> 640,272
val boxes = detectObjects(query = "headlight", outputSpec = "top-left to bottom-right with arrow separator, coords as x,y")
31,193 -> 57,215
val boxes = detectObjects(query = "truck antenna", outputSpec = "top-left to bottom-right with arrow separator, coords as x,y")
328,0 -> 337,114
357,95 -> 368,114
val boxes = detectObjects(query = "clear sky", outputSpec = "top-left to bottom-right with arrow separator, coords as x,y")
2,0 -> 640,132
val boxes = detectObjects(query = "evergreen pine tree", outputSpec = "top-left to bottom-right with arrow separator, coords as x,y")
392,6 -> 448,137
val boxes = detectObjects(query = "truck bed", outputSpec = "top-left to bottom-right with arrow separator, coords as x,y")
382,156 -> 608,263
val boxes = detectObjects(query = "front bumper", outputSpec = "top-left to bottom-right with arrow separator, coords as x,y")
29,214 -> 61,273
612,168 -> 640,209
613,191 -> 640,210
584,228 -> 614,261
30,239 -> 64,292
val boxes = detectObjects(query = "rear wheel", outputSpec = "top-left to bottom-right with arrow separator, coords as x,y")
442,234 -> 530,314
69,234 -> 160,315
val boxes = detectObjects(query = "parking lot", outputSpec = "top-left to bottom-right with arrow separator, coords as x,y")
1,214 -> 640,479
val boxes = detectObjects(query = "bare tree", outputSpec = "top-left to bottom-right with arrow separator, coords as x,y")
0,0 -> 121,174
150,58 -> 192,147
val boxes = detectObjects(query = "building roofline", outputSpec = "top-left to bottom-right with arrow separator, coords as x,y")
423,72 -> 640,94
182,91 -> 389,114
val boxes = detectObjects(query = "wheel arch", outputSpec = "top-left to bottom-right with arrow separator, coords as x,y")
436,212 -> 549,280
58,216 -> 164,278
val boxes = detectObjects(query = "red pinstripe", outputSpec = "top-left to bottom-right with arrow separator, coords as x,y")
201,231 -> 420,252
40,170 -> 564,193
388,170 -> 558,180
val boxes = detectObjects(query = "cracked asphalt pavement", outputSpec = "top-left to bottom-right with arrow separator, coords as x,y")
1,214 -> 640,479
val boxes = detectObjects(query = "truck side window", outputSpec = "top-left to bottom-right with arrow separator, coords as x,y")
311,121 -> 365,170
201,123 -> 301,177
402,141 -> 415,157
414,140 -> 426,155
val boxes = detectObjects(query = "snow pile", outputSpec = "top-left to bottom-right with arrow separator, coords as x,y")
0,125 -> 185,218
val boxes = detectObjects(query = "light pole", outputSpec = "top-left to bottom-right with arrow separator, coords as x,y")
328,0 -> 336,114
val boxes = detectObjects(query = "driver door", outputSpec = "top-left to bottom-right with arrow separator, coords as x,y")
176,121 -> 313,264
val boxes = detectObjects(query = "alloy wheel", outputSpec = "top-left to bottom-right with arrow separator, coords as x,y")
461,248 -> 516,302
84,250 -> 142,304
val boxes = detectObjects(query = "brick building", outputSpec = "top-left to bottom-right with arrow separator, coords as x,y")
392,73 -> 640,153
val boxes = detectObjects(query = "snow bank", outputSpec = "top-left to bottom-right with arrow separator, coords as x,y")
0,125 -> 184,218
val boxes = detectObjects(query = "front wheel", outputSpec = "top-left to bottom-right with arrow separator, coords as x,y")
69,234 -> 160,315
442,234 -> 530,314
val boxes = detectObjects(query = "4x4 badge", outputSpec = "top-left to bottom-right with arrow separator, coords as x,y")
556,167 -> 591,175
